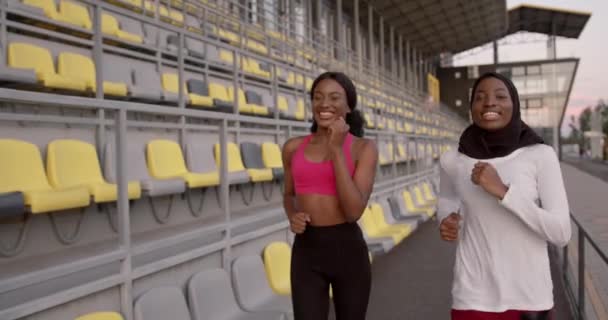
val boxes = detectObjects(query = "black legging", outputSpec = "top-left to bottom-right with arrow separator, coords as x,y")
291,222 -> 371,320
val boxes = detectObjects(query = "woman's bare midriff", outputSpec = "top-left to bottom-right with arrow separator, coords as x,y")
295,194 -> 347,226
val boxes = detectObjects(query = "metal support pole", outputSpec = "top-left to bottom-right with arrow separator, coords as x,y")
116,108 -> 132,320
354,0 -> 362,73
368,4 -> 373,75
379,16 -> 384,72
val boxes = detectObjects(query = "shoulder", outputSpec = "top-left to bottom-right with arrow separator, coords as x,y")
353,136 -> 378,155
282,136 -> 307,156
520,144 -> 557,161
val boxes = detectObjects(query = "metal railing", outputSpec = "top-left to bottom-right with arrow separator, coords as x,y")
563,213 -> 608,320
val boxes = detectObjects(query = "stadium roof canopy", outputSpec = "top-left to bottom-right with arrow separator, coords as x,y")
507,4 -> 591,39
350,0 -> 508,56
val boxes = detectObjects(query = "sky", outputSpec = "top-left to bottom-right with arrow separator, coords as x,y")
452,0 -> 607,134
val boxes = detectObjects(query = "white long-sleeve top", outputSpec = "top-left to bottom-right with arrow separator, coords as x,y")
438,144 -> 571,312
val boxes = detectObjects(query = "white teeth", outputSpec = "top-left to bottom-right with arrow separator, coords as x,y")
319,112 -> 334,119
482,112 -> 500,120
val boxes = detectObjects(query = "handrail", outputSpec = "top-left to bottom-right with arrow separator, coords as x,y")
563,213 -> 608,320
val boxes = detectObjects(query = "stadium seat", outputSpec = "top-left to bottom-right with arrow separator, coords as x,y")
244,89 -> 271,116
134,287 -> 191,320
0,41 -> 37,85
261,142 -> 283,179
212,143 -> 249,185
240,142 -> 274,181
359,206 -> 404,245
276,96 -> 289,116
57,0 -> 92,29
219,143 -> 272,183
104,142 -> 186,197
370,202 -> 412,240
188,269 -> 283,320
245,39 -> 269,55
231,255 -> 293,315
130,65 -> 169,102
402,189 -> 434,219
46,139 -> 141,203
218,49 -> 235,65
208,82 -> 234,112
379,197 -> 418,230
57,52 -> 128,96
146,140 -> 219,188
263,241 -> 291,296
412,183 -> 437,209
184,37 -> 205,60
75,311 -> 124,320
387,194 -> 426,223
186,79 -> 215,108
0,139 -> 90,213
422,182 -> 438,205
8,42 -> 86,91
294,99 -> 305,121
102,13 -> 143,43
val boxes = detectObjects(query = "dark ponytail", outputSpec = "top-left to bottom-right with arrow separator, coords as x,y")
309,71 -> 364,137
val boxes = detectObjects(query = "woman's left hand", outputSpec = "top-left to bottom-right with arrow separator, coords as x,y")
471,162 -> 509,199
328,116 -> 350,151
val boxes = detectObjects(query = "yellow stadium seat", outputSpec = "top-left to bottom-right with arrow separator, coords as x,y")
276,96 -> 289,113
209,82 -> 233,105
214,143 -> 272,182
245,39 -> 268,55
75,311 -> 124,320
8,43 -> 86,91
261,142 -> 282,169
0,139 -> 90,214
158,4 -> 183,25
57,0 -> 92,29
218,28 -> 240,45
22,0 -> 60,20
57,52 -> 128,96
413,185 -> 436,207
422,182 -> 437,204
146,140 -> 219,188
46,139 -> 141,203
359,207 -> 403,244
219,49 -> 234,65
397,144 -> 408,161
162,73 -> 214,107
369,203 -> 410,243
402,190 -> 434,218
263,242 -> 291,296
286,72 -> 295,86
295,99 -> 305,121
228,88 -> 269,116
101,13 -> 143,43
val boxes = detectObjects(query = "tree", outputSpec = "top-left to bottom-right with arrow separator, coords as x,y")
579,107 -> 592,133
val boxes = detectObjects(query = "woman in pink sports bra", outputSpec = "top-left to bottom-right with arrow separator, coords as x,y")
281,72 -> 378,320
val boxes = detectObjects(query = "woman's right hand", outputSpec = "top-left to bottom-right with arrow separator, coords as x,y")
440,212 -> 461,241
290,212 -> 311,234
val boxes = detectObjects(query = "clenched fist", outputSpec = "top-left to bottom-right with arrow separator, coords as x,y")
328,116 -> 349,151
290,212 -> 311,234
471,162 -> 509,199
440,212 -> 461,241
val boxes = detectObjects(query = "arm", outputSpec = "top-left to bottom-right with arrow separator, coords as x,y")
281,138 -> 299,220
437,162 -> 461,224
331,139 -> 378,222
499,147 -> 571,247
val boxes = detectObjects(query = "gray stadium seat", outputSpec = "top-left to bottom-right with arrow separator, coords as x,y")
388,194 -> 426,223
0,41 -> 37,85
231,255 -> 293,315
133,287 -> 192,320
188,268 -> 283,320
0,192 -> 25,220
187,142 -> 249,185
143,24 -> 158,46
379,197 -> 418,231
119,16 -> 145,42
104,55 -> 132,94
104,142 -> 186,197
185,37 -> 205,60
131,65 -> 174,102
240,142 -> 277,179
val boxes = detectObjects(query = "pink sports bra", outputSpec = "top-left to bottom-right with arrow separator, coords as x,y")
291,133 -> 356,196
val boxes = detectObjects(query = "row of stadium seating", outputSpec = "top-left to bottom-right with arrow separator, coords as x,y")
70,182 -> 437,320
0,137 -> 445,218
2,0 -> 465,140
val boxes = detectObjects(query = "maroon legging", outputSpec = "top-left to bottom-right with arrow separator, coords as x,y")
291,222 -> 371,320
452,309 -> 553,320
